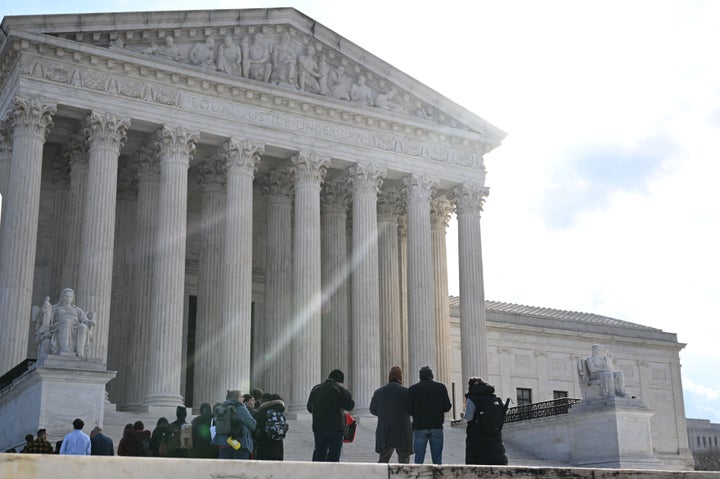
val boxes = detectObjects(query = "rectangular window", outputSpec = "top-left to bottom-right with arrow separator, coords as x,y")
553,390 -> 568,399
516,388 -> 532,406
703,437 -> 707,447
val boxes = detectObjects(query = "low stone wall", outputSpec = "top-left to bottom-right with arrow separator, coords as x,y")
2,454 -> 719,479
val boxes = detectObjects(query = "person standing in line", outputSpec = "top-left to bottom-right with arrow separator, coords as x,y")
464,377 -> 509,465
370,366 -> 414,463
211,389 -> 256,460
306,369 -> 355,462
191,402 -> 217,458
89,426 -> 114,455
22,429 -> 54,454
406,366 -> 452,464
59,418 -> 91,455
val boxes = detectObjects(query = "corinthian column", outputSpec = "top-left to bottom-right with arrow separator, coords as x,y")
0,96 -> 56,374
289,151 -> 328,412
59,135 -> 88,292
450,184 -> 490,381
260,168 -> 294,401
144,126 -> 198,407
398,215 -> 409,373
349,163 -> 385,414
431,198 -> 453,388
377,185 -> 403,378
0,118 -> 12,202
220,139 -> 263,394
403,175 -> 437,379
320,177 -> 349,384
77,111 -> 130,363
193,156 -> 226,407
126,146 -> 160,409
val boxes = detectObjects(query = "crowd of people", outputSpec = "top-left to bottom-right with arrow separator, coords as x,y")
7,367 -> 509,466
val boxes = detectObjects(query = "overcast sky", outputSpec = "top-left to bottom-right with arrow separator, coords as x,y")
2,0 -> 718,421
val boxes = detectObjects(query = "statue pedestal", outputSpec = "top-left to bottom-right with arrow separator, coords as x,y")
568,396 -> 663,469
0,356 -> 115,449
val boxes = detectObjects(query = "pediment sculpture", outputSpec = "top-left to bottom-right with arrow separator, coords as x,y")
33,288 -> 96,362
577,344 -> 627,400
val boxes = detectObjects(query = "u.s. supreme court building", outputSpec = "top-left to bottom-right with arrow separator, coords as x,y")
0,8 -> 692,468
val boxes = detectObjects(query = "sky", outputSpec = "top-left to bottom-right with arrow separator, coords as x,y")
1,1 -> 718,421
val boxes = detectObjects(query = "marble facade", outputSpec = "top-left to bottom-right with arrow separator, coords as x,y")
0,9 -> 503,413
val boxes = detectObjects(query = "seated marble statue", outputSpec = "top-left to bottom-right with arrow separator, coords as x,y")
35,288 -> 96,360
580,344 -> 627,398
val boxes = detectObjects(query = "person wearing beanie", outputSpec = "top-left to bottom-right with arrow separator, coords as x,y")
406,366 -> 452,464
168,405 -> 188,457
369,366 -> 413,463
306,368 -> 355,462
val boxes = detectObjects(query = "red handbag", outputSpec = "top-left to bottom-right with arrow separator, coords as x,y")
343,412 -> 357,443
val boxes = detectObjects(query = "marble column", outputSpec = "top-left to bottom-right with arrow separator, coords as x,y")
397,215 -> 409,374
46,157 -> 70,301
403,175 -> 437,380
0,96 -> 56,374
76,111 -> 130,363
377,185 -> 403,379
431,198 -> 453,388
126,146 -> 160,409
289,152 -> 328,411
219,139 -> 263,394
261,168 -> 294,400
144,125 -> 198,407
320,177 -> 350,385
450,184 -> 490,381
193,156 -> 226,407
107,161 -> 138,405
0,118 -> 12,206
60,135 -> 89,291
349,163 -> 385,414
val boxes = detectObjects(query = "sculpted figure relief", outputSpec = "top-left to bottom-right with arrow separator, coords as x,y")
272,32 -> 298,87
217,36 -> 243,76
243,33 -> 272,82
189,36 -> 215,69
33,288 -> 96,361
581,344 -> 627,398
350,75 -> 374,106
328,66 -> 352,100
143,35 -> 183,62
296,45 -> 325,93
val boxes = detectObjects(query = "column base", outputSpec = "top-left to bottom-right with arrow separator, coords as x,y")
142,393 -> 185,409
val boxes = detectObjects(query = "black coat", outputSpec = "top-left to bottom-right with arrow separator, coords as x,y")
191,413 -> 217,459
370,380 -> 413,453
465,382 -> 508,465
406,379 -> 452,430
254,399 -> 286,461
90,433 -> 114,456
306,379 -> 354,433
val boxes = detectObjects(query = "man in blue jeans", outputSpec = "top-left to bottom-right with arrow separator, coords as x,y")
307,369 -> 355,461
407,366 -> 452,464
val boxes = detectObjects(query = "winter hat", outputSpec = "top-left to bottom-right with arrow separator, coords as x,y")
388,366 -> 403,383
176,405 -> 187,420
329,369 -> 345,383
419,366 -> 434,380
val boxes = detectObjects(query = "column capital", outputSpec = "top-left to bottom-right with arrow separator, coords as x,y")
430,198 -> 454,230
218,138 -> 264,177
47,156 -> 71,189
449,183 -> 490,215
377,184 -> 404,218
260,168 -> 294,199
63,133 -> 89,172
154,125 -> 199,167
117,160 -> 138,201
133,145 -> 160,181
397,215 -> 407,241
402,174 -> 436,205
347,162 -> 386,197
84,111 -> 130,152
320,176 -> 348,214
193,156 -> 226,192
9,95 -> 56,138
290,151 -> 329,186
0,117 -> 12,158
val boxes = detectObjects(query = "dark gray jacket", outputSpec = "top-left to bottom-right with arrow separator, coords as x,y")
370,380 -> 413,452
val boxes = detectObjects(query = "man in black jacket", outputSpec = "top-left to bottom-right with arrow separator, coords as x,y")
406,366 -> 452,464
370,366 -> 413,463
306,369 -> 354,461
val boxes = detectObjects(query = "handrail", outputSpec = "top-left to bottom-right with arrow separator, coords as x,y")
505,397 -> 582,423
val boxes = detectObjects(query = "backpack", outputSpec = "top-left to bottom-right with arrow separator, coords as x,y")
180,423 -> 193,449
166,423 -> 183,454
213,403 -> 237,435
264,409 -> 289,440
139,436 -> 152,457
476,396 -> 508,436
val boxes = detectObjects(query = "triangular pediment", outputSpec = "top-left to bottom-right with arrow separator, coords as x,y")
1,8 -> 505,147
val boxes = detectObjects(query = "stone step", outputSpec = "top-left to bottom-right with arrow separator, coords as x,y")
101,406 -> 561,465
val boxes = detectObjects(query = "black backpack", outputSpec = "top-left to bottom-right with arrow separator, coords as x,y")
476,396 -> 508,436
